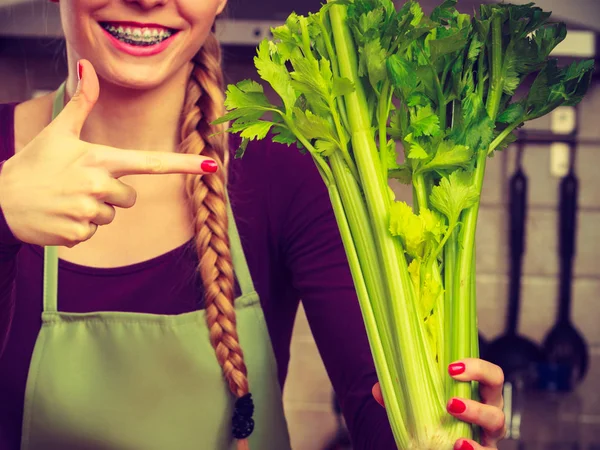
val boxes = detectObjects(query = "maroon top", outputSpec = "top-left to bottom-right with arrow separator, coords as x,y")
0,103 -> 394,449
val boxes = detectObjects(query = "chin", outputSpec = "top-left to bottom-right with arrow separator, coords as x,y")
104,66 -> 179,91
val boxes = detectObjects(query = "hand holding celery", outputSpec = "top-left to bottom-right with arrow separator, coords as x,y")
213,0 -> 593,447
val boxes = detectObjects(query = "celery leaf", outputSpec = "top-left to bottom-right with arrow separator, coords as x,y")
229,121 -> 276,141
234,138 -> 250,159
333,77 -> 355,97
430,170 -> 479,226
390,202 -> 445,259
408,143 -> 429,160
213,80 -> 277,126
390,201 -> 425,258
290,57 -> 329,111
405,134 -> 429,160
525,59 -> 594,120
271,126 -> 299,147
315,140 -> 339,156
360,38 -> 388,89
224,80 -> 271,110
492,128 -> 518,152
407,258 -> 421,295
385,139 -> 401,170
420,207 -> 447,244
293,108 -> 337,143
409,105 -> 441,137
467,35 -> 484,62
429,26 -> 469,62
421,140 -> 473,172
254,40 -> 298,113
387,54 -> 418,100
497,103 -> 525,124
430,0 -> 458,22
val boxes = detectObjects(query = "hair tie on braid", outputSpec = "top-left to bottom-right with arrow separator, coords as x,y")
232,393 -> 255,439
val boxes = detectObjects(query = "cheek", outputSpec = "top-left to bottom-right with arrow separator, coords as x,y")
60,0 -> 108,54
178,0 -> 223,34
176,2 -> 223,58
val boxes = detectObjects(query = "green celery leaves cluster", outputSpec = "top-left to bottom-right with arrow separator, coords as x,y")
213,0 -> 594,448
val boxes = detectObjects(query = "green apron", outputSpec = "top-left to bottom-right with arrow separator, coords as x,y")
20,84 -> 292,450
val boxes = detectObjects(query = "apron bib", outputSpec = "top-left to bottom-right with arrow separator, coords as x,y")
20,84 -> 291,450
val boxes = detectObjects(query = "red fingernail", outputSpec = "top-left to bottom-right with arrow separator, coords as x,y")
77,61 -> 83,81
448,362 -> 466,376
456,440 -> 474,450
448,398 -> 467,414
201,160 -> 218,173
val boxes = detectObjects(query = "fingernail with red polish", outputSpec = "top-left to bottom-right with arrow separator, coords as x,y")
448,398 -> 467,414
456,440 -> 474,450
77,61 -> 83,82
448,362 -> 466,376
201,160 -> 218,173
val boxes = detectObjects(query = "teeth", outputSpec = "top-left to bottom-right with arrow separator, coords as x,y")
102,23 -> 174,46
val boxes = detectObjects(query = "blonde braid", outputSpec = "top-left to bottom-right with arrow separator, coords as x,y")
179,32 -> 252,450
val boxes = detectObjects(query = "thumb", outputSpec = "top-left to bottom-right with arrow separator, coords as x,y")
53,59 -> 100,137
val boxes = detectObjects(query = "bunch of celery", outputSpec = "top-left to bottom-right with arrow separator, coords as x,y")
214,0 -> 594,447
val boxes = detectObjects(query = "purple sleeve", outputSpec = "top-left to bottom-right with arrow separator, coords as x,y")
0,161 -> 21,357
271,145 -> 396,449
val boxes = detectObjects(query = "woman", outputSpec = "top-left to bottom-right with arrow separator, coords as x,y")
0,0 -> 506,449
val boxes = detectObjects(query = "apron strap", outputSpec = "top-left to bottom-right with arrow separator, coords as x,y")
42,83 -> 68,313
43,247 -> 59,313
42,82 -> 256,313
227,203 -> 256,297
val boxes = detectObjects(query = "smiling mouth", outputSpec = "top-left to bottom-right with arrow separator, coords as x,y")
100,22 -> 178,47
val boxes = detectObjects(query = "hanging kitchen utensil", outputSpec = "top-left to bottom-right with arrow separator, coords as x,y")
478,333 -> 489,360
487,143 -> 544,386
542,141 -> 589,386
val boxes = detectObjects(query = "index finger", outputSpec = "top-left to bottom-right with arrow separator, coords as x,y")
88,146 -> 219,178
448,358 -> 504,408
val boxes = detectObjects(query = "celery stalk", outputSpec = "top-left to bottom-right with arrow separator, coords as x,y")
449,14 -> 504,439
443,229 -> 457,398
329,151 -> 409,445
329,4 -> 446,445
325,175 -> 410,447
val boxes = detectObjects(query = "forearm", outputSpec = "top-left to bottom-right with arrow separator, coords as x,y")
303,288 -> 395,449
272,141 -> 396,448
286,198 -> 395,446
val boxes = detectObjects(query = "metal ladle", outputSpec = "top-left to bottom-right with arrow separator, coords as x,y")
487,144 -> 544,387
542,142 -> 589,385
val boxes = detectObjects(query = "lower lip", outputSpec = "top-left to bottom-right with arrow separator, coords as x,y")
101,27 -> 177,57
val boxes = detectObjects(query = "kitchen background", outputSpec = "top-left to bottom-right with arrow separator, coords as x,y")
1,0 -> 599,448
